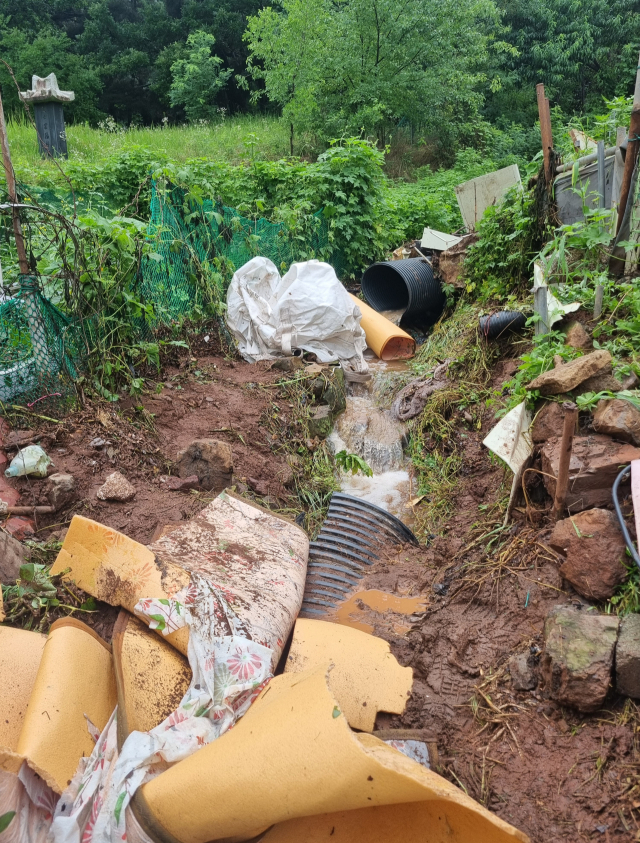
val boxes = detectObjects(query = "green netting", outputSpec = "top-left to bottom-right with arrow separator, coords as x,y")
0,180 -> 337,411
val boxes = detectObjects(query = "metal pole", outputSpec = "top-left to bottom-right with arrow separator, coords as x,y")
552,402 -> 579,521
616,49 -> 640,235
537,84 -> 554,185
597,140 -> 606,208
0,88 -> 28,274
534,285 -> 549,336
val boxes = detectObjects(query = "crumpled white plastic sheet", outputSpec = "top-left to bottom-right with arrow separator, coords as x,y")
50,574 -> 273,843
226,257 -> 369,373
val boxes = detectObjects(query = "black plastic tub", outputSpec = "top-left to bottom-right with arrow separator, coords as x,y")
479,311 -> 526,339
361,257 -> 445,326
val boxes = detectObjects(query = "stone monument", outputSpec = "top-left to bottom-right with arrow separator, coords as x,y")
19,74 -> 74,158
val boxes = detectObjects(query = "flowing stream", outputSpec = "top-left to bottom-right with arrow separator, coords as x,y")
328,357 -> 415,525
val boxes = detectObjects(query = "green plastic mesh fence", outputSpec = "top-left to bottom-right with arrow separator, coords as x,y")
0,180 -> 336,411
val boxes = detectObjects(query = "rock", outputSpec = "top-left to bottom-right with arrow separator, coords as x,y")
0,530 -> 29,583
322,367 -> 347,414
559,535 -> 627,600
5,517 -> 36,541
531,402 -> 566,443
0,475 -> 20,508
509,652 -> 538,690
616,614 -> 640,699
308,405 -> 333,439
577,370 -> 623,394
593,398 -> 640,445
161,474 -> 200,492
553,354 -> 564,368
527,349 -> 612,395
276,464 -> 295,487
270,357 -> 304,373
46,473 -> 77,510
175,439 -> 233,492
549,508 -> 623,554
437,232 -> 479,289
97,471 -> 136,502
48,527 -> 68,543
247,476 -> 270,496
89,437 -> 109,449
541,605 -> 619,712
565,322 -> 592,350
541,435 -> 640,511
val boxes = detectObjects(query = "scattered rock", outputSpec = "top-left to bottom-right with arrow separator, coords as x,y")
541,605 -> 619,712
161,474 -> 201,492
528,349 -> 612,395
247,476 -> 270,496
5,517 -> 36,541
549,508 -> 623,554
4,429 -> 37,449
89,437 -> 109,449
541,434 -> 640,511
531,402 -> 566,443
622,371 -> 640,390
175,439 -> 233,492
46,473 -> 78,510
276,464 -> 295,487
578,370 -> 623,394
560,534 -> 627,600
565,321 -> 592,350
305,437 -> 320,451
270,357 -> 304,373
0,530 -> 29,583
616,614 -> 640,699
509,652 -> 538,691
97,471 -> 136,502
593,398 -> 640,445
308,405 -> 333,439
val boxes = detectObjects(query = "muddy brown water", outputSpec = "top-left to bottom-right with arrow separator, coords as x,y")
7,352 -> 638,842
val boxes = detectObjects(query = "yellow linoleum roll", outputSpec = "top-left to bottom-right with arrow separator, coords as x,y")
349,293 -> 415,361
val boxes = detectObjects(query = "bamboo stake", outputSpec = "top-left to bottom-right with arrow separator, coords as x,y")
552,402 -> 579,521
0,88 -> 28,273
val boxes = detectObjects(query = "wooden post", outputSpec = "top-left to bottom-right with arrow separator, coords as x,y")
616,49 -> 640,236
537,83 -> 554,184
552,402 -> 579,521
0,88 -> 28,274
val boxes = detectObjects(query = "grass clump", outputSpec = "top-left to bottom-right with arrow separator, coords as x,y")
408,301 -> 501,537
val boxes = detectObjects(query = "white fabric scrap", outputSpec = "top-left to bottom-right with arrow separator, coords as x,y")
483,401 -> 532,474
226,257 -> 369,373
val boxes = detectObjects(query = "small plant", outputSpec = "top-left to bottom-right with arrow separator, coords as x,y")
607,558 -> 640,616
334,450 -> 373,477
0,812 -> 15,833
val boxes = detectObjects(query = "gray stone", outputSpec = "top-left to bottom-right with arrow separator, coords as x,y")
270,357 -> 304,373
578,371 -> 623,394
616,614 -> 640,699
0,530 -> 29,583
593,398 -> 640,445
541,435 -> 640,511
176,439 -> 233,492
46,473 -> 78,510
97,471 -> 136,502
509,652 -> 537,691
528,349 -> 612,395
161,474 -> 201,492
541,605 -> 619,712
308,405 -> 333,439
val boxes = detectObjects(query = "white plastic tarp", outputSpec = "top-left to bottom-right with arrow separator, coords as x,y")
226,258 -> 369,373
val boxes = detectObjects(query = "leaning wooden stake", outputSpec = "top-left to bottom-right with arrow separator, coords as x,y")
0,88 -> 28,274
552,401 -> 579,521
536,83 -> 554,185
616,49 -> 640,237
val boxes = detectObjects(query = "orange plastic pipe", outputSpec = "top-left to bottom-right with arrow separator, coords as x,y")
349,294 -> 415,361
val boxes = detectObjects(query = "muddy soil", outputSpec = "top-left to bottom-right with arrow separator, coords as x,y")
3,352 -> 638,842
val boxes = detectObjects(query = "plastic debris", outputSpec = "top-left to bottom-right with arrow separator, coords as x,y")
5,445 -> 51,478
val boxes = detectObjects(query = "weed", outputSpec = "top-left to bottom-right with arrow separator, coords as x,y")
335,450 -> 373,477
606,558 -> 640,616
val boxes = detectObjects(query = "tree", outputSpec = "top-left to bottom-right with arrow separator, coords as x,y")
169,30 -> 232,122
245,0 -> 503,147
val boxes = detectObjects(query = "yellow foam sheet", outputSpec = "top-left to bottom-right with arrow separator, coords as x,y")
112,611 -> 192,743
1,619 -> 116,793
349,294 -> 415,361
284,619 -> 412,731
135,667 -> 528,843
0,626 -> 47,763
51,514 -> 190,655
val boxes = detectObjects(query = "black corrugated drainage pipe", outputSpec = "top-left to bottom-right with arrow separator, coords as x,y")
479,311 -> 526,339
361,257 -> 445,326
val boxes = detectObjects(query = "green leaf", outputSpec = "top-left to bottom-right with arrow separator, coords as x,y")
114,791 -> 127,824
0,811 -> 16,832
